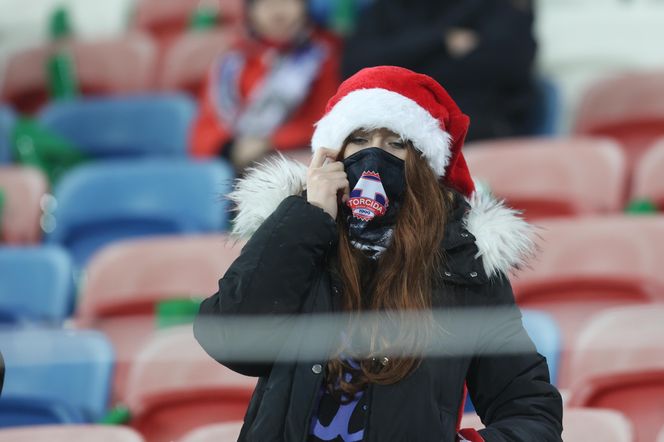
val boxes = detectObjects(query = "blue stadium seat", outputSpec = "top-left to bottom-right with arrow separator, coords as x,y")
526,77 -> 561,136
521,309 -> 561,385
0,327 -> 114,426
46,159 -> 233,267
464,308 -> 561,412
0,246 -> 74,324
0,106 -> 16,164
37,94 -> 196,158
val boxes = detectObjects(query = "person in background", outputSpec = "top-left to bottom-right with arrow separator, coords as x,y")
342,0 -> 537,141
190,0 -> 341,171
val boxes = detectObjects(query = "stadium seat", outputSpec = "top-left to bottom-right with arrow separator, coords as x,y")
46,159 -> 234,267
464,137 -> 627,219
77,234 -> 244,401
513,215 -> 664,386
1,33 -> 157,114
0,425 -> 144,442
460,407 -> 634,442
159,29 -> 236,96
0,166 -> 48,245
0,245 -> 74,323
179,422 -> 243,442
526,77 -> 561,136
568,305 -> 664,442
134,0 -> 243,50
0,328 -> 114,425
631,138 -> 664,209
0,106 -> 15,164
562,408 -> 634,442
125,326 -> 256,442
521,310 -> 561,385
38,95 -> 196,158
574,70 -> 664,168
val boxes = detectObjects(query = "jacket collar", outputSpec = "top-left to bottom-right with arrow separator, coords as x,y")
228,155 -> 536,280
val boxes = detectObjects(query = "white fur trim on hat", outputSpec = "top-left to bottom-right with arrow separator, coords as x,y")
311,88 -> 452,176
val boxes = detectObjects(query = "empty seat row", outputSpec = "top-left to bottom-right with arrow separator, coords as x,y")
466,136 -> 664,218
0,158 -> 233,262
1,29 -> 237,114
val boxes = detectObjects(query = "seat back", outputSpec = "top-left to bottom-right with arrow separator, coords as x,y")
46,159 -> 233,267
80,234 -> 243,320
38,94 -> 196,158
0,166 -> 48,244
1,34 -> 157,114
464,137 -> 627,219
0,246 -> 73,323
125,326 -> 256,442
562,408 -> 634,442
160,30 -> 236,96
574,70 -> 664,167
461,407 -> 634,442
631,138 -> 664,209
568,306 -> 664,442
0,328 -> 114,423
0,425 -> 144,442
0,106 -> 15,164
134,0 -> 243,48
179,422 -> 243,442
521,310 -> 561,385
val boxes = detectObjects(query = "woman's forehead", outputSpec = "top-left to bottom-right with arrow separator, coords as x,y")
352,127 -> 404,138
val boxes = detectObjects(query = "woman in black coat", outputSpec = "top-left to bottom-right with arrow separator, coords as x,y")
194,66 -> 562,441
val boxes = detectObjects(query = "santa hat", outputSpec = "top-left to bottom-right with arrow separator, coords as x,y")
311,66 -> 475,197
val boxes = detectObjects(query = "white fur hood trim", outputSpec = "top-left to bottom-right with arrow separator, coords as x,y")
464,189 -> 537,279
228,156 -> 536,278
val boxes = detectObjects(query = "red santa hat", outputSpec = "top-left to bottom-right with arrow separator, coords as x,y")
311,65 -> 475,197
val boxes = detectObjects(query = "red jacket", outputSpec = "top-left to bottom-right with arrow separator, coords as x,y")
190,29 -> 341,157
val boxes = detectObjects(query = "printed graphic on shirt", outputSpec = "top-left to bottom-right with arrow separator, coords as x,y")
346,171 -> 389,222
309,359 -> 367,442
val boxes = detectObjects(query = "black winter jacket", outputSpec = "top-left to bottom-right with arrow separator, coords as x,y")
194,179 -> 562,441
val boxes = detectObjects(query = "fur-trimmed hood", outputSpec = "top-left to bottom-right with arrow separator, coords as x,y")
228,155 -> 536,279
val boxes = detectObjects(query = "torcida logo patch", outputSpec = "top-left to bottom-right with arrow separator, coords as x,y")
346,171 -> 389,222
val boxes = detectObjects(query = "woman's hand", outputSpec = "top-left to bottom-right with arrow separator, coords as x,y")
306,148 -> 349,219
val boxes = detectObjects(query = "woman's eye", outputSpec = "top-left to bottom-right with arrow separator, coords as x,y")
390,141 -> 406,149
351,137 -> 368,144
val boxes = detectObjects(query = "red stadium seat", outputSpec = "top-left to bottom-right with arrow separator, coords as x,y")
512,215 -> 664,386
178,422 -> 243,442
0,425 -> 144,442
0,166 -> 48,244
568,306 -> 664,442
574,70 -> 664,168
125,326 -> 256,442
134,0 -> 243,50
160,29 -> 237,96
464,137 -> 627,219
1,33 -> 157,114
77,234 -> 245,402
631,138 -> 664,209
461,408 -> 634,442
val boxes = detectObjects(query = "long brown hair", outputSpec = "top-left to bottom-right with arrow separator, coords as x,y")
326,143 -> 452,400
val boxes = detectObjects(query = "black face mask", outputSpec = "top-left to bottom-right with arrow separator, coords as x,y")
342,148 -> 406,258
